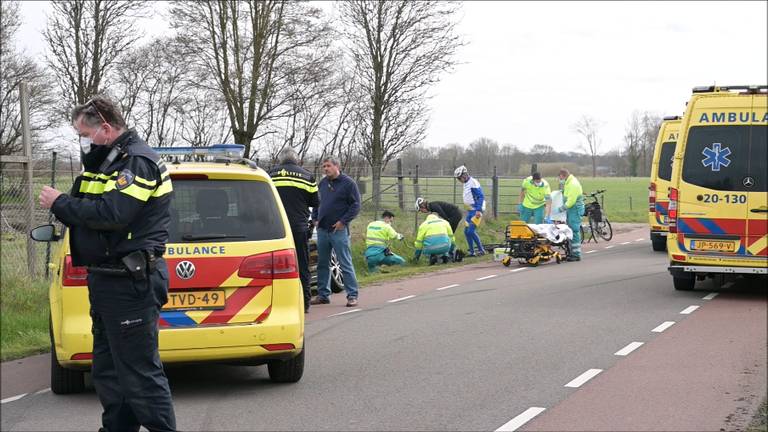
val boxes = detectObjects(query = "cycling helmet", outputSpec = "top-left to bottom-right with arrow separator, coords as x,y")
454,165 -> 468,178
415,197 -> 426,211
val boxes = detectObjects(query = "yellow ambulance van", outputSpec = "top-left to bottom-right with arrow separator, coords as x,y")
649,116 -> 681,251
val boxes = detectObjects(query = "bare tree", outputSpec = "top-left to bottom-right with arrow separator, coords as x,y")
44,0 -> 147,112
0,0 -> 58,156
170,0 -> 330,157
572,115 -> 603,177
338,0 -> 463,207
623,111 -> 643,177
640,112 -> 662,177
178,90 -> 233,148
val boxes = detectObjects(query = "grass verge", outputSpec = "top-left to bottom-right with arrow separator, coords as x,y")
748,399 -> 767,432
1,271 -> 50,362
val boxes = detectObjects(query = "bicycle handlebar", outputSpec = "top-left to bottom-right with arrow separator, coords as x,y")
585,189 -> 606,197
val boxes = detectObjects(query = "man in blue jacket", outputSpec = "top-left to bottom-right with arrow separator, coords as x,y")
310,157 -> 361,307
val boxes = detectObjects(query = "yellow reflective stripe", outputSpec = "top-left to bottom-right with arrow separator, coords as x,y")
79,179 -> 107,194
271,176 -> 316,187
119,183 -> 153,201
272,179 -> 318,193
82,171 -> 114,181
152,180 -> 173,198
133,176 -> 157,188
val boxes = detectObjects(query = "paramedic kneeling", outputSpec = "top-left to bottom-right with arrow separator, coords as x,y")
364,210 -> 406,273
414,213 -> 456,265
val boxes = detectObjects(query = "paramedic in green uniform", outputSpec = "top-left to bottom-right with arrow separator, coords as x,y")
557,168 -> 584,261
518,172 -> 552,224
364,210 -> 406,272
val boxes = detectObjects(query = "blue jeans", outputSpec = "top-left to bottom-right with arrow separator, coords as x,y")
519,204 -> 545,224
316,227 -> 359,300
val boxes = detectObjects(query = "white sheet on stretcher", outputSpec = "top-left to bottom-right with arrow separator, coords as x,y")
527,223 -> 573,244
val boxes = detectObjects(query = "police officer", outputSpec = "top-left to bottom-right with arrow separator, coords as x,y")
268,148 -> 319,313
39,96 -> 176,432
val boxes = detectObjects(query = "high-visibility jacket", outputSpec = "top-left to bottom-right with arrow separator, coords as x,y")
414,214 -> 454,252
521,176 -> 552,209
366,220 -> 401,248
52,130 -> 173,266
562,174 -> 584,209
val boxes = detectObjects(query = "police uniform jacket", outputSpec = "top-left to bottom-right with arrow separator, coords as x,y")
268,162 -> 319,232
52,130 -> 173,267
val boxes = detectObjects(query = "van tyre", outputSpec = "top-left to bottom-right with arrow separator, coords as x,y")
673,275 -> 695,291
268,346 -> 305,383
651,233 -> 666,252
49,318 -> 85,394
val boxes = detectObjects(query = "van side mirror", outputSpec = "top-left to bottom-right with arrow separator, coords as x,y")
30,224 -> 61,242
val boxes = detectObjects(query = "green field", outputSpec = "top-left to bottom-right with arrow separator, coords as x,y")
359,176 -> 650,223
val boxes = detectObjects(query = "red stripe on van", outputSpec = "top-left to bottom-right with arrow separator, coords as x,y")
199,286 -> 264,325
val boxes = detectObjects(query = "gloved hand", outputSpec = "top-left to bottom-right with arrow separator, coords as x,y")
545,217 -> 553,224
397,234 -> 404,241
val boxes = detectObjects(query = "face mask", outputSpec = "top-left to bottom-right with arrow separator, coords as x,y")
80,137 -> 93,154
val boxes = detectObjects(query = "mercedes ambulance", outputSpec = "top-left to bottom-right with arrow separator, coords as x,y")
649,116 -> 681,251
667,85 -> 767,290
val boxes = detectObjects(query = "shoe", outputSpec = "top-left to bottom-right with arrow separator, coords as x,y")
429,255 -> 438,266
566,255 -> 581,262
454,250 -> 465,262
441,255 -> 449,264
309,296 -> 330,305
346,298 -> 358,307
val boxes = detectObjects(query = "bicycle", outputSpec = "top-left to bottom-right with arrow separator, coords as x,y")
580,189 -> 613,243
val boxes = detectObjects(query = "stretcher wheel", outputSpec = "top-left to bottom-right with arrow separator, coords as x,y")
501,256 -> 512,267
555,253 -> 561,264
526,257 -> 540,267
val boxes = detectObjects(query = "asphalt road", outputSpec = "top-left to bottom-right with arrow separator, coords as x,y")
2,228 -> 766,431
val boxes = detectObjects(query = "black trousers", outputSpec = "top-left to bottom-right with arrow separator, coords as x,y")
88,259 -> 176,432
292,228 -> 311,311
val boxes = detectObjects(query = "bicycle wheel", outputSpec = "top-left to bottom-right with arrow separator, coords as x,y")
592,218 -> 613,241
580,224 -> 586,243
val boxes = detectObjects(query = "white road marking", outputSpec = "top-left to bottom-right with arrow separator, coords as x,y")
1,394 -> 27,404
495,407 -> 547,431
328,308 -> 362,317
722,281 -> 735,289
436,284 -> 459,291
585,250 -> 596,254
476,274 -> 497,281
680,305 -> 699,315
702,292 -> 719,300
604,245 -> 615,249
565,369 -> 603,388
614,342 -> 644,356
635,238 -> 645,241
621,241 -> 631,245
652,321 -> 676,332
510,268 -> 528,272
34,388 -> 51,395
388,295 -> 416,303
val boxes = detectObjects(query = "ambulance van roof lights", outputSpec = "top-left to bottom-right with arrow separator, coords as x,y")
692,85 -> 767,94
154,144 -> 246,158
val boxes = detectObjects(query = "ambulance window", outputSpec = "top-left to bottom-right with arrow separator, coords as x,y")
682,126 -> 750,192
657,142 -> 676,181
168,180 -> 285,242
748,126 -> 767,192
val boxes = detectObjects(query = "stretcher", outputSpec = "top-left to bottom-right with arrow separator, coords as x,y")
500,221 -> 573,267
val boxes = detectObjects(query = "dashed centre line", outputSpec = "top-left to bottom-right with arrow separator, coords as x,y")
1,393 -> 27,404
652,321 -> 676,332
564,369 -> 603,388
510,268 -> 528,273
476,274 -> 497,281
614,341 -> 644,356
436,284 -> 459,291
635,238 -> 645,241
495,407 -> 547,431
703,292 -> 719,300
604,245 -> 615,249
585,250 -> 596,254
388,295 -> 416,303
680,305 -> 699,314
621,241 -> 631,245
328,308 -> 362,317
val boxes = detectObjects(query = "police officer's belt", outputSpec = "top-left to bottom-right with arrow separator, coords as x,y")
87,250 -> 158,279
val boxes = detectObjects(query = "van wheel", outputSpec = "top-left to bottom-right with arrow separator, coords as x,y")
673,275 -> 695,291
651,233 -> 666,252
330,251 -> 344,293
50,319 -> 85,394
267,346 -> 305,383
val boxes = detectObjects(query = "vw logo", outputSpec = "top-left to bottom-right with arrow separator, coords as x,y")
743,176 -> 755,188
175,261 -> 196,280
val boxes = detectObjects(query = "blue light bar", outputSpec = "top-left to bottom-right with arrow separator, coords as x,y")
154,144 -> 245,158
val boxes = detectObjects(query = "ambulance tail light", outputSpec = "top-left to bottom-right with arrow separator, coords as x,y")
63,255 -> 88,286
238,249 -> 299,282
648,182 -> 657,212
668,188 -> 678,233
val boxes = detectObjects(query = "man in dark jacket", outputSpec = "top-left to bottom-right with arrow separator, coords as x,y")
416,197 -> 463,233
39,96 -> 176,431
269,148 -> 318,313
310,156 -> 361,307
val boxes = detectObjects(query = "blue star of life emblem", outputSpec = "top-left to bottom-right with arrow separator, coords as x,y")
701,142 -> 731,172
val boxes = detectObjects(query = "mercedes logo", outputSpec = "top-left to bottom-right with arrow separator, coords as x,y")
175,261 -> 196,280
743,176 -> 755,188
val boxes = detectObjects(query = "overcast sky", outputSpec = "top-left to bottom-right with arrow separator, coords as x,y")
16,1 -> 768,154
